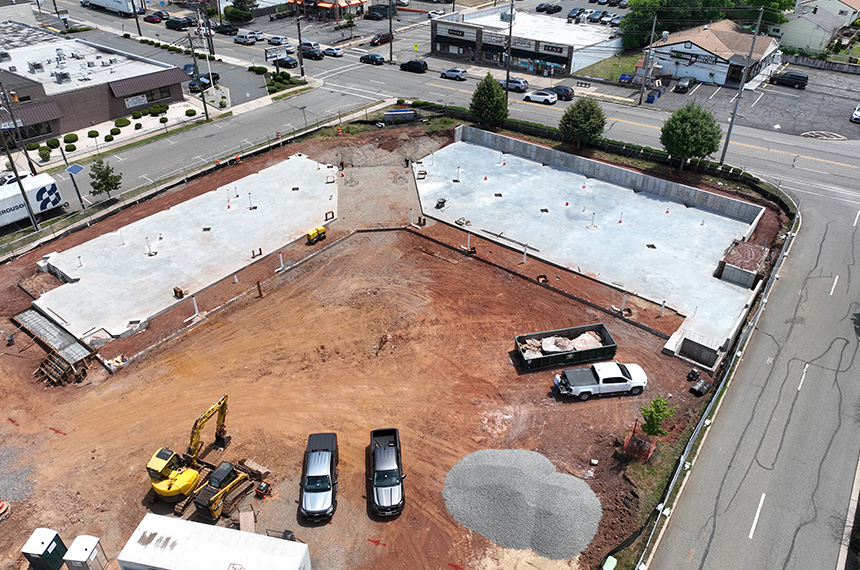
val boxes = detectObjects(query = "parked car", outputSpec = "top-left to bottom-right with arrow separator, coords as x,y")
440,67 -> 467,80
400,59 -> 428,73
610,14 -> 622,26
188,72 -> 220,92
394,0 -> 409,5
153,9 -> 169,18
674,76 -> 697,93
523,89 -> 558,104
182,63 -> 196,76
536,2 -> 549,11
553,362 -> 648,400
360,53 -> 385,65
600,12 -> 616,24
368,428 -> 405,516
852,103 -> 860,123
370,31 -> 393,45
248,30 -> 265,40
165,18 -> 191,31
299,433 -> 338,521
428,9 -> 444,17
545,3 -> 562,13
143,13 -> 161,22
587,9 -> 606,21
323,47 -> 344,57
303,48 -> 324,60
234,33 -> 256,45
567,7 -> 585,18
547,85 -> 574,100
498,77 -> 529,92
618,0 -> 628,7
769,71 -> 808,89
597,0 -> 608,4
300,40 -> 320,51
268,35 -> 289,45
607,0 -> 619,5
275,56 -> 298,68
213,23 -> 239,35
365,11 -> 385,19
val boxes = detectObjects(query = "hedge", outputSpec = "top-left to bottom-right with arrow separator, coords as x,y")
132,111 -> 142,119
88,130 -> 99,138
115,117 -> 131,128
110,127 -> 121,135
38,147 -> 51,160
185,109 -> 197,117
25,142 -> 40,151
65,144 -> 77,152
63,133 -> 79,143
104,134 -> 114,142
159,117 -> 168,124
135,123 -> 142,130
45,138 -> 60,149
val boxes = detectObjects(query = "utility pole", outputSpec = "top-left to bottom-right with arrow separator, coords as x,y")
50,0 -> 66,29
129,0 -> 142,36
0,128 -> 39,231
504,0 -> 514,107
638,13 -> 657,106
388,0 -> 394,63
720,8 -> 763,164
0,81 -> 37,175
296,16 -> 305,77
188,33 -> 210,121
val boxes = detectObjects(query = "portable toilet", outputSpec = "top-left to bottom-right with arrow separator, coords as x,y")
64,536 -> 108,570
21,528 -> 67,570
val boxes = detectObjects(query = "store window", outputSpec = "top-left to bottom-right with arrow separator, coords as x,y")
142,86 -> 171,102
20,121 -> 52,139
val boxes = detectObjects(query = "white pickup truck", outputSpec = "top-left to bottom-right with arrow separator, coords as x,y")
553,362 -> 647,401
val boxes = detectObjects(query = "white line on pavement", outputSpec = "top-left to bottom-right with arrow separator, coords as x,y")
113,155 -> 124,161
709,86 -> 722,99
830,275 -> 839,296
751,92 -> 764,108
368,79 -> 386,85
749,493 -> 766,539
798,362 -> 809,391
854,211 -> 860,227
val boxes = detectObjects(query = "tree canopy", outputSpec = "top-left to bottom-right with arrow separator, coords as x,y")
469,73 -> 508,127
558,98 -> 606,148
89,158 -> 123,199
660,102 -> 722,168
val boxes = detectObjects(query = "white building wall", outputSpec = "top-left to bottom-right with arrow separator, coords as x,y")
650,43 -> 729,83
776,18 -> 834,50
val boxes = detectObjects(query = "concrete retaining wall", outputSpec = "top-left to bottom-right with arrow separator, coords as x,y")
455,125 -> 764,225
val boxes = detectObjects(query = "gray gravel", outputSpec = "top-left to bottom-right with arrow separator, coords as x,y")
443,449 -> 601,560
0,446 -> 35,501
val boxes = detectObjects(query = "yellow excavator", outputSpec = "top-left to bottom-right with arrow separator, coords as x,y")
192,461 -> 256,519
146,395 -> 230,514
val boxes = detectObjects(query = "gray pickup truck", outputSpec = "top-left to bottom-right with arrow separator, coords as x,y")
553,362 -> 647,401
369,428 -> 405,516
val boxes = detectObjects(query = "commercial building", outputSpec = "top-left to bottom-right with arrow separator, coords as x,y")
0,21 -> 187,145
430,6 -> 622,78
644,19 -> 780,86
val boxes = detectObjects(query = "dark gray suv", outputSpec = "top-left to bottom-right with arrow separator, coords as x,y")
300,433 -> 338,521
769,71 -> 808,89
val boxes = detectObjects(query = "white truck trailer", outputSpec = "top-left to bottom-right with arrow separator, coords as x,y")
0,173 -> 66,228
80,0 -> 141,17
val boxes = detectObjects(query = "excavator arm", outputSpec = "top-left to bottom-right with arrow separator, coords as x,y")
186,394 -> 229,465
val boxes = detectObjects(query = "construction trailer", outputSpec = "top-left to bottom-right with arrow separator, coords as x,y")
117,513 -> 311,570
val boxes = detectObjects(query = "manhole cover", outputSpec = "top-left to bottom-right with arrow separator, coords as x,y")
801,131 -> 846,140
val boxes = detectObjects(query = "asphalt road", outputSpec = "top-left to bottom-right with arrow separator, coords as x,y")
19,3 -> 860,567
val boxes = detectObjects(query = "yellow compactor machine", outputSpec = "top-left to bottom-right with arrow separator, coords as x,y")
146,395 -> 230,514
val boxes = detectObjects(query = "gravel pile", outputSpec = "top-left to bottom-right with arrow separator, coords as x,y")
0,446 -> 35,501
443,449 -> 601,560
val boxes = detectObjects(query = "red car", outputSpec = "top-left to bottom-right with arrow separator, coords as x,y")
143,13 -> 162,22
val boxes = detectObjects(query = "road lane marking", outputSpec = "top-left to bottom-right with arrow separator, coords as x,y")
854,211 -> 860,226
368,79 -> 386,85
113,154 -> 124,161
749,493 -> 766,539
751,92 -> 764,108
798,363 -> 809,391
831,275 -> 839,296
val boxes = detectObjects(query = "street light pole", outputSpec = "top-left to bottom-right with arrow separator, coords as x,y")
720,8 -> 763,164
388,0 -> 394,63
504,0 -> 514,108
129,0 -> 142,36
637,13 -> 657,106
296,17 -> 306,77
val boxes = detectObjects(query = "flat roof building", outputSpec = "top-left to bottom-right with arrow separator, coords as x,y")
431,7 -> 622,78
0,21 -> 187,144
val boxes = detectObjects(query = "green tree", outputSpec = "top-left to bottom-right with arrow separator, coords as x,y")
558,98 -> 606,148
660,102 -> 722,170
89,158 -> 123,199
469,73 -> 508,127
619,0 -> 731,49
640,394 -> 679,438
231,0 -> 257,13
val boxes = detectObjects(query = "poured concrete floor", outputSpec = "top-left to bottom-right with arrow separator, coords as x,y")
414,141 -> 755,349
34,154 -> 338,340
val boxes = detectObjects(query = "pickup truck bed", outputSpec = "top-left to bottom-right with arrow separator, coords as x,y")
554,362 -> 647,400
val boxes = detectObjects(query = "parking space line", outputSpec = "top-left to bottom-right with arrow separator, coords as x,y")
751,92 -> 764,107
709,86 -> 722,99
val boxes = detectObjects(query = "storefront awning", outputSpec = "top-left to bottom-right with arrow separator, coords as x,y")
536,54 -> 568,65
336,0 -> 348,6
317,2 -> 333,7
510,48 -> 536,59
0,100 -> 63,127
348,0 -> 366,5
437,36 -> 476,49
481,43 -> 505,53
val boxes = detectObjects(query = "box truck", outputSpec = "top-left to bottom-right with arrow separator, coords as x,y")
0,173 -> 67,228
81,0 -> 142,17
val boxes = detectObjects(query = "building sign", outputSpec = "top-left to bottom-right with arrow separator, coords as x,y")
265,47 -> 286,62
483,33 -> 506,45
124,95 -> 147,109
512,38 -> 533,49
447,28 -> 464,37
670,50 -> 717,65
440,25 -> 476,40
541,42 -> 567,55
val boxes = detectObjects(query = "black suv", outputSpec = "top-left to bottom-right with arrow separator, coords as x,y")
400,60 -> 428,73
165,17 -> 194,30
769,71 -> 808,89
547,85 -> 574,100
213,23 -> 239,35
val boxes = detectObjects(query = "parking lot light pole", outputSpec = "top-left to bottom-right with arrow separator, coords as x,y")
504,0 -> 513,107
296,17 -> 306,77
720,8 -> 763,164
388,0 -> 394,63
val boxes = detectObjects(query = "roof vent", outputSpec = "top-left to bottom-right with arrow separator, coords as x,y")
9,66 -> 16,72
87,60 -> 95,67
55,71 -> 71,83
0,51 -> 10,62
703,24 -> 709,30
28,61 -> 45,74
109,57 -> 118,64
661,30 -> 669,41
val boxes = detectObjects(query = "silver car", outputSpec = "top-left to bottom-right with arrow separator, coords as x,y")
300,433 -> 338,521
440,67 -> 467,81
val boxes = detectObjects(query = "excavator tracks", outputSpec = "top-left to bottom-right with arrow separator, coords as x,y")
174,467 -> 211,516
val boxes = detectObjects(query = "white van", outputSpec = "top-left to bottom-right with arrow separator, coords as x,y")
300,39 -> 320,51
234,33 -> 256,45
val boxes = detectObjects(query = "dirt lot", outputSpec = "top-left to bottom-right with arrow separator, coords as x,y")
0,126 -> 785,570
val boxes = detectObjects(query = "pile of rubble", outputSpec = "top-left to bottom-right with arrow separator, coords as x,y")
519,331 -> 603,360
